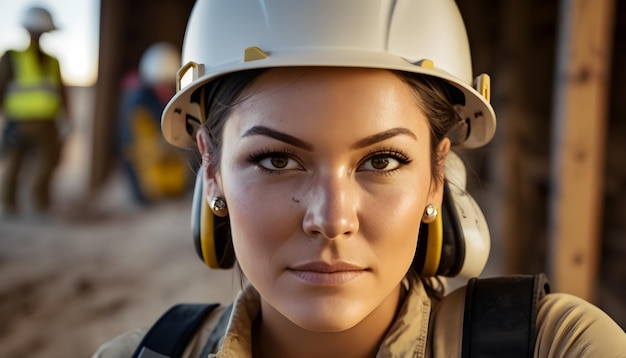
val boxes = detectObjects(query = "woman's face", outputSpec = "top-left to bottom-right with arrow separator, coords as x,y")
208,67 -> 442,332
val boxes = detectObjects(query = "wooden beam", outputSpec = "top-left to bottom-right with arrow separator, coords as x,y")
494,1 -> 534,275
90,0 -> 126,192
549,0 -> 615,301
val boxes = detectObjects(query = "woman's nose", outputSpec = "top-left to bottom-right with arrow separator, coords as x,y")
302,174 -> 359,239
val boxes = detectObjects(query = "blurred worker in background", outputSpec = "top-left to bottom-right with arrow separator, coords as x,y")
118,42 -> 189,206
0,6 -> 70,217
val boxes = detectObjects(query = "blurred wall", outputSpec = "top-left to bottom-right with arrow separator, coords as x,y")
457,0 -> 625,328
599,0 -> 626,330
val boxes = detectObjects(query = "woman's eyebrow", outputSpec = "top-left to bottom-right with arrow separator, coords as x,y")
242,126 -> 314,150
242,126 -> 416,151
350,128 -> 417,149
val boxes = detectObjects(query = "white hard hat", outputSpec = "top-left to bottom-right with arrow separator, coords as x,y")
139,42 -> 181,86
162,0 -> 496,149
22,6 -> 57,33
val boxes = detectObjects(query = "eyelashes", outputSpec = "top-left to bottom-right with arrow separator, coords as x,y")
247,147 -> 412,174
247,148 -> 302,174
357,148 -> 412,174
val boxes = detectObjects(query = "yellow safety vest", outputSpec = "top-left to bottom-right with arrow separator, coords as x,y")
3,45 -> 62,120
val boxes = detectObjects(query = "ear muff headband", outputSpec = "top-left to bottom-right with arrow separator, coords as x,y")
421,206 -> 443,276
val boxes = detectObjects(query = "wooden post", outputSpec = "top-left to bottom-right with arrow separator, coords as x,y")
90,0 -> 126,192
549,0 -> 615,301
493,1 -> 535,275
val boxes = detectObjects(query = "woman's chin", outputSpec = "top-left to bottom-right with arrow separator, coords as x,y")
283,300 -> 369,333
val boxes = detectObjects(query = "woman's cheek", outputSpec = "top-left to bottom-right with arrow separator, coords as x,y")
227,183 -> 294,261
365,186 -> 424,254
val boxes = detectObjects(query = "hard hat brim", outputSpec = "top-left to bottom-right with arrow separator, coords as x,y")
162,49 -> 495,149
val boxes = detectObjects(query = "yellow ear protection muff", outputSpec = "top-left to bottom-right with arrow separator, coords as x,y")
191,167 -> 236,269
414,181 -> 463,276
412,151 -> 491,278
188,80 -> 236,269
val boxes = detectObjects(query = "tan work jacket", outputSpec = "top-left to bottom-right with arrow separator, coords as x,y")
93,277 -> 626,357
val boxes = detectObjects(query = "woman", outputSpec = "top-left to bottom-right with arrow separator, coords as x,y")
95,1 -> 626,357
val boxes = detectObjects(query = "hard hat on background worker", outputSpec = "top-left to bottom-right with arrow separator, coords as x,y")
139,42 -> 181,87
161,0 -> 496,150
21,6 -> 57,34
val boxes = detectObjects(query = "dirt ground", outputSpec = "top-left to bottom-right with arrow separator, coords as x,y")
0,176 -> 240,358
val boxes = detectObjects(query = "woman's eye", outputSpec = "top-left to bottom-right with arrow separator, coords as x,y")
359,155 -> 402,172
358,149 -> 411,173
258,155 -> 300,170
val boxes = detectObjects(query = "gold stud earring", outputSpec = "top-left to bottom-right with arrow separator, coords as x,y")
210,197 -> 228,215
422,204 -> 438,223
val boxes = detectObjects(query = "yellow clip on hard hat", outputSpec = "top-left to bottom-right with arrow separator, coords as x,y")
162,0 -> 496,149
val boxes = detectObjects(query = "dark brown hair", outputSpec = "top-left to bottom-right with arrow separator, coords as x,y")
393,71 -> 463,186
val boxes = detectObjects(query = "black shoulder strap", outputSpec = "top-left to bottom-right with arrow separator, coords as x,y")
461,274 -> 550,358
133,303 -> 219,358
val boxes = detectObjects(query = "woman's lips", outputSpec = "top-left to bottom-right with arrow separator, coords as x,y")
288,261 -> 367,285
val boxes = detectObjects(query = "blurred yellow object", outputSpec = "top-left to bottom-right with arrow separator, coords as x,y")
130,108 -> 188,200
